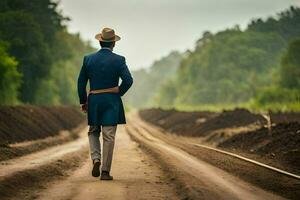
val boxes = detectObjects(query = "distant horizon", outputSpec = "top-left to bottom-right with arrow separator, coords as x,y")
59,0 -> 300,70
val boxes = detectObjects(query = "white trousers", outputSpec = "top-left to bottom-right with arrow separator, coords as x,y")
88,125 -> 117,172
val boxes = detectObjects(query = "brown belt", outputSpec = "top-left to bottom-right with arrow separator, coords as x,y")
89,86 -> 119,94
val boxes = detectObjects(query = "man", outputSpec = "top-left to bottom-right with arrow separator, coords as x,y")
77,27 -> 133,180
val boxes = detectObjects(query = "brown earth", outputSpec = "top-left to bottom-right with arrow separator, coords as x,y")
0,108 -> 180,200
0,123 -> 85,162
0,127 -> 89,200
270,112 -> 300,123
1,108 -> 298,200
36,127 -> 180,200
8,126 -> 180,200
219,122 -> 300,173
126,116 -> 288,200
0,105 -> 85,144
139,108 -> 266,136
139,108 -> 300,174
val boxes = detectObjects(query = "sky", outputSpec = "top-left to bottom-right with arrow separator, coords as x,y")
59,0 -> 300,70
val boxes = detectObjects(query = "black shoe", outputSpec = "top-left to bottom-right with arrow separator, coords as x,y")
100,171 -> 113,180
92,160 -> 101,177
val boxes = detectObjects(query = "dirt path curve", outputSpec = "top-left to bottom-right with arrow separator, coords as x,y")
127,114 -> 285,200
37,126 -> 179,200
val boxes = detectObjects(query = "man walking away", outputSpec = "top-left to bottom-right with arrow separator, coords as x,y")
77,27 -> 133,180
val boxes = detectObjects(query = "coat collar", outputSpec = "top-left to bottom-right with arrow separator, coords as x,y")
100,47 -> 112,51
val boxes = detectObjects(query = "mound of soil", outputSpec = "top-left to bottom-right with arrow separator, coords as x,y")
139,108 -> 265,136
270,112 -> 300,123
195,109 -> 266,136
0,105 -> 85,143
139,108 -> 216,136
218,122 -> 300,172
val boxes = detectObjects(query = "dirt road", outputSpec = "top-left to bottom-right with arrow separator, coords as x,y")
0,125 -> 179,200
1,114 -> 295,200
36,126 -> 179,200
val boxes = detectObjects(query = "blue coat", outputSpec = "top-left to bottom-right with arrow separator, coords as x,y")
77,48 -> 133,126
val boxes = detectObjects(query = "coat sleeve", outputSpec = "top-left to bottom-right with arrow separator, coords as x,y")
119,56 -> 133,96
77,56 -> 88,104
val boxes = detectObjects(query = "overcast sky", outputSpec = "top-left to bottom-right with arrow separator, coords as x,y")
59,0 -> 300,70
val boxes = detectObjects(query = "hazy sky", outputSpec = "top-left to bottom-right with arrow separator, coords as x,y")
59,0 -> 300,70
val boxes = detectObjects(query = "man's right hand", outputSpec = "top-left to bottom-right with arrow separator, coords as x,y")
80,103 -> 88,113
112,86 -> 120,93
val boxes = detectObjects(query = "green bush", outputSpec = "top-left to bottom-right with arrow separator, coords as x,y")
0,42 -> 22,104
252,87 -> 300,111
280,38 -> 300,89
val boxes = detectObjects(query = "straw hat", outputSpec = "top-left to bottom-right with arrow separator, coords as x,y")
95,27 -> 121,42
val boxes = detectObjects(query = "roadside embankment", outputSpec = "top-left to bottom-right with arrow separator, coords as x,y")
0,105 -> 85,144
0,105 -> 86,161
139,108 -> 300,174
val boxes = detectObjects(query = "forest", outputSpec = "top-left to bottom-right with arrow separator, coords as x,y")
0,1 -> 299,112
0,0 -> 94,105
126,6 -> 300,111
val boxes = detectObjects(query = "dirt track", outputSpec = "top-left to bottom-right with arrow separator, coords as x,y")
1,113 -> 298,200
37,126 -> 179,200
0,125 -> 179,200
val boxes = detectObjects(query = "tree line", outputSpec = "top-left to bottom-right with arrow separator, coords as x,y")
126,6 -> 300,111
1,3 -> 298,111
0,0 -> 95,105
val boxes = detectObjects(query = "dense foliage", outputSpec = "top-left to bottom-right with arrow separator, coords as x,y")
0,42 -> 21,104
252,38 -> 300,110
280,38 -> 300,89
153,7 -> 300,111
1,2 -> 299,111
0,0 -> 95,105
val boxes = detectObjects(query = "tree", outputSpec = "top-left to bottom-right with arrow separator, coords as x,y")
35,32 -> 95,105
280,38 -> 300,89
0,0 -> 68,103
0,11 -> 51,103
248,6 -> 300,41
0,42 -> 22,104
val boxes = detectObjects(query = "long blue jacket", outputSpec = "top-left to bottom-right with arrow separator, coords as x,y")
77,48 -> 133,126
